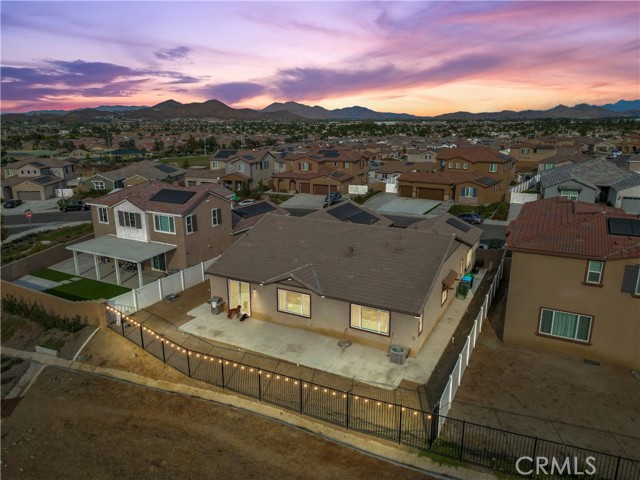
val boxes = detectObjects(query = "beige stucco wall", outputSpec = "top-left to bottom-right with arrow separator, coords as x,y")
504,252 -> 640,369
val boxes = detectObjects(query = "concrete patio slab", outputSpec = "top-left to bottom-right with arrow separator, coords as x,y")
364,193 -> 440,216
279,193 -> 328,210
179,269 -> 486,390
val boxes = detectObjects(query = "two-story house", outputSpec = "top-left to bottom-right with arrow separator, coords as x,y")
209,149 -> 276,191
2,157 -> 76,200
66,182 -> 235,287
506,143 -> 557,171
272,147 -> 370,195
504,197 -> 640,369
438,146 -> 516,187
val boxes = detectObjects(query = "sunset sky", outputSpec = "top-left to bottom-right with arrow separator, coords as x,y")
1,1 -> 638,115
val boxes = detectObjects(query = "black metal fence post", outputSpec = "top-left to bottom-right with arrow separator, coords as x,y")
258,371 -> 262,401
614,456 -> 621,480
161,339 -> 166,363
345,392 -> 350,429
120,314 -> 125,336
459,420 -> 466,461
186,349 -> 191,377
139,325 -> 145,348
397,407 -> 403,444
299,381 -> 303,413
221,361 -> 226,389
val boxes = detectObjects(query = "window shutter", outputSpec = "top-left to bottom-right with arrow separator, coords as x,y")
118,211 -> 125,227
192,215 -> 198,232
134,213 -> 142,229
621,265 -> 639,293
217,209 -> 222,224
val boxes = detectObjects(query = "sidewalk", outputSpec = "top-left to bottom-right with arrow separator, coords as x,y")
4,221 -> 91,243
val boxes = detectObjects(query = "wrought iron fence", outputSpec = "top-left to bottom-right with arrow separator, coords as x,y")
105,307 -> 640,480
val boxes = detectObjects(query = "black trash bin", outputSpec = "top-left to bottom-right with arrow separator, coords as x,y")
208,296 -> 225,315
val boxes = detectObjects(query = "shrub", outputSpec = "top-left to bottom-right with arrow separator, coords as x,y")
1,295 -> 86,332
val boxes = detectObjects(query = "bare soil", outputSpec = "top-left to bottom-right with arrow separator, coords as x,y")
0,368 -> 436,480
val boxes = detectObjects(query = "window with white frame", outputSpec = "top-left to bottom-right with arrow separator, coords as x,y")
489,163 -> 498,173
92,180 -> 106,190
238,163 -> 245,173
153,214 -> 175,234
585,260 -> 603,284
522,148 -> 530,154
211,208 -> 222,226
344,161 -> 350,168
350,304 -> 389,335
538,308 -> 592,342
263,161 -> 269,169
212,161 -> 219,169
228,164 -> 234,171
117,211 -> 141,229
463,163 -> 468,170
560,190 -> 579,201
448,162 -> 453,169
441,287 -> 448,306
300,162 -> 310,172
98,207 -> 108,224
278,289 -> 310,317
185,214 -> 198,234
461,187 -> 477,198
455,162 -> 460,169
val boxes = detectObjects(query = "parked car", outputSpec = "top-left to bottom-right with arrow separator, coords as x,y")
479,238 -> 505,250
60,200 -> 90,212
3,199 -> 23,208
324,192 -> 343,206
236,199 -> 255,206
457,213 -> 484,224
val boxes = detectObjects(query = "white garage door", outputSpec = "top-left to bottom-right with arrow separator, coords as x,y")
621,197 -> 640,214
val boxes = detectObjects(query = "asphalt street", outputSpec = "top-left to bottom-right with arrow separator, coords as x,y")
3,210 -> 92,233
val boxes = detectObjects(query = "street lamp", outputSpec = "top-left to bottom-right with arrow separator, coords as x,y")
326,170 -> 340,207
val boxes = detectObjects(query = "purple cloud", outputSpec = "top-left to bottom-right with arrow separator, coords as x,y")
203,82 -> 266,103
154,46 -> 190,61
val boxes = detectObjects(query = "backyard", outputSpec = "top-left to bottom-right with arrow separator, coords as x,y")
29,268 -> 130,301
448,201 -> 509,221
1,224 -> 93,265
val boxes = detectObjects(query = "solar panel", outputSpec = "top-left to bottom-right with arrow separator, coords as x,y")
446,217 -> 471,232
608,218 -> 640,237
243,155 -> 256,160
33,175 -> 57,184
215,150 -> 237,159
155,164 -> 177,174
328,203 -> 361,221
32,161 -> 46,167
328,203 -> 379,224
234,202 -> 276,218
150,189 -> 195,204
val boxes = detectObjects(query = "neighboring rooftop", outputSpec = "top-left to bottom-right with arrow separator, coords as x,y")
437,146 -> 513,164
540,158 -> 640,190
505,197 -> 640,260
398,171 -> 499,187
410,214 -> 483,247
305,200 -> 393,227
231,200 -> 290,235
207,215 -> 459,315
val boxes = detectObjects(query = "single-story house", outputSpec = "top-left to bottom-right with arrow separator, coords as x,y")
397,171 -> 505,204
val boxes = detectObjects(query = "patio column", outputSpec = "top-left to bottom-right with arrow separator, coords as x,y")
114,258 -> 121,285
72,251 -> 79,275
93,255 -> 101,281
137,262 -> 143,288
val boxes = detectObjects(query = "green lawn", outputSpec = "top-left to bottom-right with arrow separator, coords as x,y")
44,278 -> 130,301
31,268 -> 75,282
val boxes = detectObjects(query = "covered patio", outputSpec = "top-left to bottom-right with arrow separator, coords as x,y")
66,236 -> 176,288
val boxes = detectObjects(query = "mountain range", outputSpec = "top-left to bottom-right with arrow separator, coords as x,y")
2,99 -> 638,122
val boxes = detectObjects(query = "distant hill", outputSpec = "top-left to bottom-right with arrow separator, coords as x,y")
600,99 -> 640,112
2,99 -> 638,122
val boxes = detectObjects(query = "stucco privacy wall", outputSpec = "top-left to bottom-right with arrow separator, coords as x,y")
504,252 -> 640,369
0,233 -> 95,281
0,280 -> 107,328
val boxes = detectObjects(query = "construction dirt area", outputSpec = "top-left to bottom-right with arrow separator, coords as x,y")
1,315 -> 438,480
447,281 -> 640,460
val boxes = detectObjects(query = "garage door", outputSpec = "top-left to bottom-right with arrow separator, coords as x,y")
621,197 -> 640,214
399,185 -> 413,198
17,191 -> 42,201
313,184 -> 329,195
299,183 -> 311,193
417,188 -> 444,200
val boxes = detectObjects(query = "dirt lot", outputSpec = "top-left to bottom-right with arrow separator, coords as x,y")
448,281 -> 640,460
0,368 -> 436,480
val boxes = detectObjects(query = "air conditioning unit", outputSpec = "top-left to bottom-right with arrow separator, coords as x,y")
389,345 -> 407,365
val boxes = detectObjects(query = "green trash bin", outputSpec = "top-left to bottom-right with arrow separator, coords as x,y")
457,281 -> 469,299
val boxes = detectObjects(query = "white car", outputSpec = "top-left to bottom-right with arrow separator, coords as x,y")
236,199 -> 255,206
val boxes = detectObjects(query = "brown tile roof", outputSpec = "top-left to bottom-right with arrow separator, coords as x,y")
505,197 -> 640,260
87,181 -> 233,216
272,168 -> 354,182
305,199 -> 394,227
231,200 -> 290,235
3,157 -> 74,169
437,146 -> 512,164
377,161 -> 434,174
286,147 -> 368,163
207,215 -> 458,315
410,214 -> 483,247
184,168 -> 226,179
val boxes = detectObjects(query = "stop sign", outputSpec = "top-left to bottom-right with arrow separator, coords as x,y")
26,211 -> 32,219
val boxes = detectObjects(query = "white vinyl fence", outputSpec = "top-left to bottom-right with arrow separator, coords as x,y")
108,257 -> 218,313
509,173 -> 540,194
55,188 -> 75,198
437,254 -> 506,434
348,185 -> 369,195
510,192 -> 539,204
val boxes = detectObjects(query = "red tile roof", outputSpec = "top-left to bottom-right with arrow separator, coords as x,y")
505,197 -> 640,260
87,181 -> 233,216
397,171 -> 496,187
437,146 -> 511,164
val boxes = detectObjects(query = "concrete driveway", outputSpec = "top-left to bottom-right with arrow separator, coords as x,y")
279,194 -> 328,210
364,193 -> 441,216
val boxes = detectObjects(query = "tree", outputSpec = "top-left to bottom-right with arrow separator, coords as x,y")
182,159 -> 190,169
153,138 -> 165,152
119,138 -> 136,150
1,215 -> 8,242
